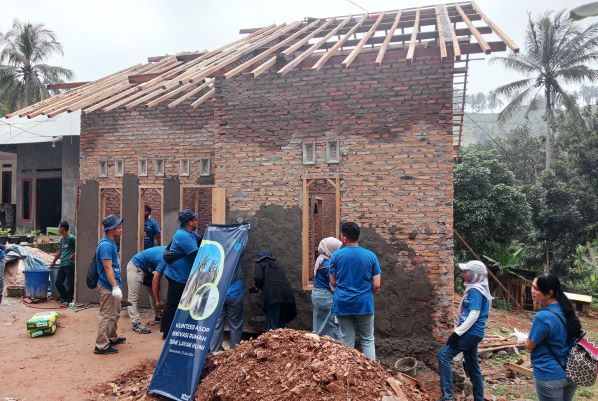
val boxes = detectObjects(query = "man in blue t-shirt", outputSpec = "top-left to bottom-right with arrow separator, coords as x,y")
329,222 -> 381,361
94,214 -> 126,355
126,245 -> 167,334
160,209 -> 202,338
143,205 -> 161,249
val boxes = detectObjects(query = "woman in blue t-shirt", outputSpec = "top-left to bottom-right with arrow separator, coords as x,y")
438,260 -> 492,401
525,273 -> 582,401
311,237 -> 342,340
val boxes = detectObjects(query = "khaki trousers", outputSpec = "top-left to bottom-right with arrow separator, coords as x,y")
126,261 -> 157,325
95,285 -> 121,350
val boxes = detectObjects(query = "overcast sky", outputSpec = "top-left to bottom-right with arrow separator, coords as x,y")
0,0 -> 592,94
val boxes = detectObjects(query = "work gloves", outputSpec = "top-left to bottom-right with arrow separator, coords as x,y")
510,328 -> 528,344
112,286 -> 123,300
447,332 -> 460,348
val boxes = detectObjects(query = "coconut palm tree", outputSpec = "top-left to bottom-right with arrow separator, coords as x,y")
0,20 -> 73,113
491,11 -> 598,168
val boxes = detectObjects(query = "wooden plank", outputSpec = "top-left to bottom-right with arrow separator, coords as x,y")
190,88 -> 215,109
146,82 -> 195,108
128,73 -> 163,84
335,177 -> 340,238
148,55 -> 169,62
224,20 -> 307,79
470,0 -> 518,52
175,51 -> 208,61
278,16 -> 353,76
168,80 -> 213,108
435,5 -> 448,61
443,4 -> 461,60
376,11 -> 402,65
505,362 -> 533,378
251,57 -> 277,78
281,19 -> 334,56
211,188 -> 226,224
312,14 -> 369,71
302,177 -> 309,288
124,87 -> 169,109
478,344 -> 520,353
239,27 -> 265,34
454,3 -> 491,54
406,8 -> 421,63
386,377 -> 407,401
83,86 -> 139,112
343,12 -> 385,68
396,373 -> 419,387
47,82 -> 90,90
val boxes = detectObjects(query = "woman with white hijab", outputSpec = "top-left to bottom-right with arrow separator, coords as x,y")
311,237 -> 342,339
437,260 -> 493,401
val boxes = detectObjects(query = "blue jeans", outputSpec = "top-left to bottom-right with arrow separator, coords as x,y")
210,296 -> 243,352
0,258 -> 4,301
437,333 -> 484,401
337,314 -> 375,360
311,288 -> 340,340
535,378 -> 576,401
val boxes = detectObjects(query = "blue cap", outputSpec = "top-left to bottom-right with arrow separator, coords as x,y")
256,249 -> 275,262
177,208 -> 198,226
102,214 -> 123,232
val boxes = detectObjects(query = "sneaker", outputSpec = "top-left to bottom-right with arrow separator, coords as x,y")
132,323 -> 151,334
94,346 -> 119,355
60,301 -> 69,308
109,336 -> 127,345
154,313 -> 162,322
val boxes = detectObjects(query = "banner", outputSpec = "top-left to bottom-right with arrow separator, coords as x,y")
149,223 -> 250,401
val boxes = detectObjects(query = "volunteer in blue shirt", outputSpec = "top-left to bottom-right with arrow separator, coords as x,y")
143,205 -> 161,249
160,209 -> 201,339
210,259 -> 244,352
437,260 -> 492,401
126,245 -> 167,334
312,237 -> 342,340
0,244 -> 5,304
329,222 -> 381,360
94,214 -> 126,355
523,273 -> 583,401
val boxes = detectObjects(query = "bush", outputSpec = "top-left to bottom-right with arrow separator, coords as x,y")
493,297 -> 513,312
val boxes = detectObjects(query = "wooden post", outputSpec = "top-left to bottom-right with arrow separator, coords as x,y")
211,188 -> 226,224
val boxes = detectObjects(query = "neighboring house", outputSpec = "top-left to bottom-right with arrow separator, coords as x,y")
8,2 -> 516,358
0,111 -> 80,233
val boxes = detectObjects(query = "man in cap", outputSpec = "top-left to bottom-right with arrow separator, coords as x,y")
437,260 -> 492,401
94,214 -> 126,355
160,209 -> 202,338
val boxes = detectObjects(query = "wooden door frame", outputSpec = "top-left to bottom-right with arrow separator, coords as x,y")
179,184 -> 226,225
98,185 -> 122,241
302,174 -> 340,289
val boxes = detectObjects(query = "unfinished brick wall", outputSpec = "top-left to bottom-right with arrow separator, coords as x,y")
182,187 -> 212,232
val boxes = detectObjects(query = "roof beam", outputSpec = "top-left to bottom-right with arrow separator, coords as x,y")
406,8 -> 421,63
278,16 -> 353,76
435,5 -> 448,61
470,0 -> 519,52
251,57 -> 278,77
343,12 -> 385,68
167,79 -> 213,108
455,2 -> 491,54
443,4 -> 461,59
376,11 -> 402,65
190,88 -> 215,108
281,19 -> 334,56
47,82 -> 90,90
128,73 -> 162,84
312,14 -> 369,71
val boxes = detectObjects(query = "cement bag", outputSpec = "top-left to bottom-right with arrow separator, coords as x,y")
28,324 -> 57,338
26,311 -> 60,330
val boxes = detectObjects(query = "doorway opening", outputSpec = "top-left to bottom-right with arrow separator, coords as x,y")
36,178 -> 61,233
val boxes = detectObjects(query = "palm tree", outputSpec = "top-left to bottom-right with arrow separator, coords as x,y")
491,11 -> 598,168
0,20 -> 73,113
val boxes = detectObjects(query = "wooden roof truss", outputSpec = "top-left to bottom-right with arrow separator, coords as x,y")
7,1 -> 517,118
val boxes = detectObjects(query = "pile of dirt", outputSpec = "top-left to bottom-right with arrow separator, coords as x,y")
90,329 -> 431,401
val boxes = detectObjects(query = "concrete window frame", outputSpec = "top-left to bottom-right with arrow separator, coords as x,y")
325,140 -> 340,164
115,159 -> 124,177
180,159 -> 190,177
302,141 -> 316,165
154,159 -> 165,177
138,159 -> 147,177
98,160 -> 108,178
198,157 -> 211,177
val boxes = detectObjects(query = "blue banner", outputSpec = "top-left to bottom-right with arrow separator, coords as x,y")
149,223 -> 250,401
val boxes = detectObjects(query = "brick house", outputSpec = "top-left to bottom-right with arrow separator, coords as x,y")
9,1 -> 516,360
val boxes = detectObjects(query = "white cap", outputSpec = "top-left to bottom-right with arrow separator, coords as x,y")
458,260 -> 487,276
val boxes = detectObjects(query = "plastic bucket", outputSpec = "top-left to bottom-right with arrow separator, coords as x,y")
394,357 -> 418,377
24,270 -> 51,300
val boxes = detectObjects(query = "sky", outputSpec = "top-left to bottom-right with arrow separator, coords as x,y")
0,0 -> 592,94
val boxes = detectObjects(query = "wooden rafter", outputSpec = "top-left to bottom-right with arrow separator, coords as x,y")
251,57 -> 277,77
343,12 -> 386,68
167,79 -> 213,108
470,0 -> 518,52
375,11 -> 402,65
312,14 -> 369,71
281,19 -> 334,57
435,5 -> 448,61
406,8 -> 421,63
443,4 -> 461,59
190,88 -> 215,108
455,3 -> 491,54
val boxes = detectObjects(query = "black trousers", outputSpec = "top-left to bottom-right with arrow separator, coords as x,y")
160,276 -> 186,336
56,264 -> 75,302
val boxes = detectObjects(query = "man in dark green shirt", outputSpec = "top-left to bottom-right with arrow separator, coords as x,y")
50,221 -> 76,306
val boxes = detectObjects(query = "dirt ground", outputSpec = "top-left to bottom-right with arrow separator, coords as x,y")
0,296 -> 164,401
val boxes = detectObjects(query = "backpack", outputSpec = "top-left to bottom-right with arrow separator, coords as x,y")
163,241 -> 185,265
86,256 -> 99,289
544,309 -> 598,387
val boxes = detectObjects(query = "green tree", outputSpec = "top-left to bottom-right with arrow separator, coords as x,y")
497,126 -> 545,185
0,20 -> 73,113
454,147 -> 532,259
491,10 -> 598,168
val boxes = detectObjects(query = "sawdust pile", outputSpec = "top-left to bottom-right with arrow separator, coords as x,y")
90,329 -> 430,401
